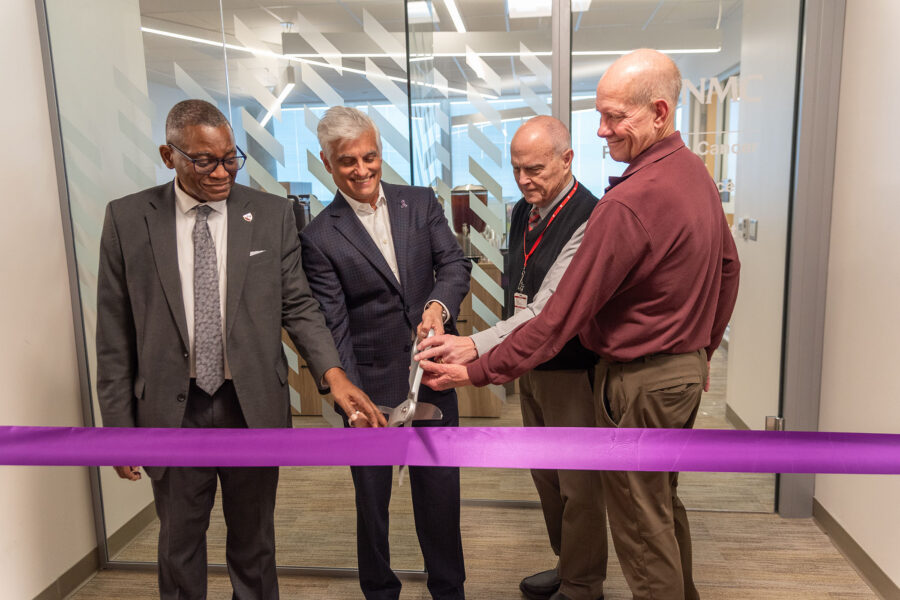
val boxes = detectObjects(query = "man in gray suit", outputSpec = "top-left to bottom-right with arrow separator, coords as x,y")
96,99 -> 385,600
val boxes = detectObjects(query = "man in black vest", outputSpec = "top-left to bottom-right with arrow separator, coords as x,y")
418,116 -> 607,600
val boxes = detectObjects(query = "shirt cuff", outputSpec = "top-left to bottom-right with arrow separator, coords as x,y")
425,300 -> 450,323
470,330 -> 497,357
467,359 -> 489,387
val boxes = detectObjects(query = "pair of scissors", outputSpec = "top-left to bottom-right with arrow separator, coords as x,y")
378,329 -> 443,427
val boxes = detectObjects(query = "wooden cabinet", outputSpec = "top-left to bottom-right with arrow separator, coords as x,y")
455,261 -> 504,418
282,331 -> 326,416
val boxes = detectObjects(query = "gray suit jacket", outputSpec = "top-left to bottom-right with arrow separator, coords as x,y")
96,181 -> 341,475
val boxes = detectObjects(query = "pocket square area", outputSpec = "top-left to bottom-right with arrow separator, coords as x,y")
249,250 -> 266,257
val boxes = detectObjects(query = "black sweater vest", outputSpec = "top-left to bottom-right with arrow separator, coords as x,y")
504,182 -> 600,371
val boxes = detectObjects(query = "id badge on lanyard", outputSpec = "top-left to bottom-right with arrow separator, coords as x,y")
514,269 -> 528,314
513,292 -> 528,314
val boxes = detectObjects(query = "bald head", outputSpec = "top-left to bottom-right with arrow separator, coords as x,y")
595,49 -> 681,163
599,48 -> 682,110
512,115 -> 572,156
510,116 -> 574,208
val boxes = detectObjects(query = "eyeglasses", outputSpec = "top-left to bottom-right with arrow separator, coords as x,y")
168,143 -> 247,174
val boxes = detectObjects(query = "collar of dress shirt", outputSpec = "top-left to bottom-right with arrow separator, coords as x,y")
339,184 -> 387,215
537,175 -> 575,219
173,177 -> 227,216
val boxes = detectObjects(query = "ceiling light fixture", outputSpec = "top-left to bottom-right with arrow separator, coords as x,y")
508,0 -> 592,19
573,48 -> 721,56
407,1 -> 439,25
287,48 -> 721,59
140,27 -> 496,99
140,27 -> 719,102
441,0 -> 466,33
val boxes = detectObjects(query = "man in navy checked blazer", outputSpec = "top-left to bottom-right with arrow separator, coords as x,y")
300,106 -> 471,600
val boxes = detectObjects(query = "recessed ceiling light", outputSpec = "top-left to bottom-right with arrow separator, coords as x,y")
408,1 -> 439,25
508,0 -> 591,19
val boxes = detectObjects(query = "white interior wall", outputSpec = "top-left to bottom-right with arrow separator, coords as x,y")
0,2 -> 97,597
677,5 -> 742,84
816,0 -> 900,587
724,0 -> 801,429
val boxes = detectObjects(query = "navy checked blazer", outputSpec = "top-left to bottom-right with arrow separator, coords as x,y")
300,182 -> 471,409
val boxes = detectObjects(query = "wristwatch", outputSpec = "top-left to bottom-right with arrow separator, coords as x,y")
425,301 -> 449,323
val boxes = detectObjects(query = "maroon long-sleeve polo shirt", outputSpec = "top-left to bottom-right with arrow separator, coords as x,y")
468,132 -> 740,387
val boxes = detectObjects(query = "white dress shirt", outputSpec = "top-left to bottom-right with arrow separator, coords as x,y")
340,185 -> 449,323
174,178 -> 231,379
340,186 -> 401,284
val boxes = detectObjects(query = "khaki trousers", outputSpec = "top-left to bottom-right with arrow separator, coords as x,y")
593,351 -> 706,600
520,368 -> 608,600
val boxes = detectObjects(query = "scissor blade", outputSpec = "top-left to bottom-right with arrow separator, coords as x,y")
378,401 -> 442,427
412,402 -> 442,422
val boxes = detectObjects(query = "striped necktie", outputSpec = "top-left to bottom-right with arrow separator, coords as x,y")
527,206 -> 541,231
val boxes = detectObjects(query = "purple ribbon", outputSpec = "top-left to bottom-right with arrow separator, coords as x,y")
1,426 -> 899,473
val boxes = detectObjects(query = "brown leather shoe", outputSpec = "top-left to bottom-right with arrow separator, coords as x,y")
549,593 -> 604,600
519,568 -> 561,600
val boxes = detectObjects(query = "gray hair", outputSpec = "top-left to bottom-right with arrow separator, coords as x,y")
165,99 -> 230,145
317,106 -> 382,160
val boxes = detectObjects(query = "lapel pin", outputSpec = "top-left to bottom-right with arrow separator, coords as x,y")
400,199 -> 408,209
243,212 -> 253,222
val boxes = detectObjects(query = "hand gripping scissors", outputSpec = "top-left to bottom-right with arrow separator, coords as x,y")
377,329 -> 443,427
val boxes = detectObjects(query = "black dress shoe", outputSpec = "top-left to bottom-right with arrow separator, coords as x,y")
519,567 -> 561,600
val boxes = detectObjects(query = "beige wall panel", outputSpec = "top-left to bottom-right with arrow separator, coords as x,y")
816,0 -> 900,588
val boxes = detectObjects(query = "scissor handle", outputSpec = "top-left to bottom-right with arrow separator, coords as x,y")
409,328 -> 435,398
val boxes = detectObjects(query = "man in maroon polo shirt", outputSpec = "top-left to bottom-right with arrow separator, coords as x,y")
418,48 -> 740,600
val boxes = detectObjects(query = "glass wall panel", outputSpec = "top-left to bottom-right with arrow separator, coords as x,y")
45,0 -> 234,560
46,0 -> 419,570
407,0 -> 555,504
219,0 -> 419,570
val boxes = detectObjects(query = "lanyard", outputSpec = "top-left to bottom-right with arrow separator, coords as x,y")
517,180 -> 579,293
